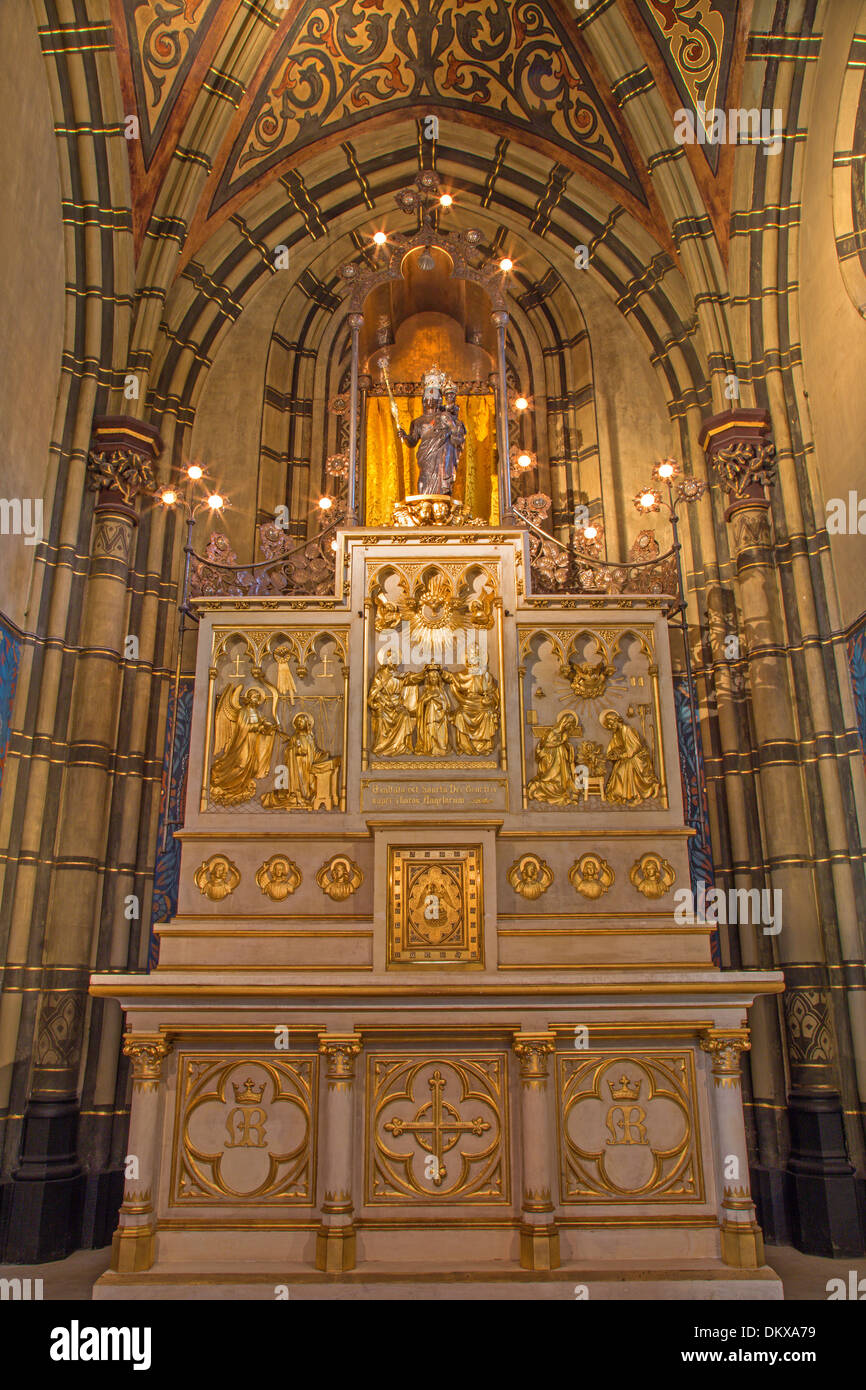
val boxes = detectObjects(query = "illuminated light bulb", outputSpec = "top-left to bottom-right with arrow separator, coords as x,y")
658,461 -> 675,479
373,231 -> 387,246
499,257 -> 513,272
439,193 -> 453,207
207,493 -> 224,510
514,396 -> 528,410
640,491 -> 657,509
583,525 -> 598,540
330,538 -> 338,552
160,489 -> 177,506
318,495 -> 333,510
187,464 -> 203,480
517,452 -> 533,469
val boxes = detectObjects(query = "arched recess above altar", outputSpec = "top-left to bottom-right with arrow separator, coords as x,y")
360,247 -> 498,527
337,197 -> 513,529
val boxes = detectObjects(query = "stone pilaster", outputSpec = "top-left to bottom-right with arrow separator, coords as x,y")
315,1032 -> 361,1272
110,1034 -> 172,1273
700,1029 -> 765,1268
5,416 -> 162,1263
512,1032 -> 559,1270
700,409 -> 862,1256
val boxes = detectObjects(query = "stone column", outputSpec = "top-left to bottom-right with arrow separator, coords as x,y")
357,372 -> 372,526
346,314 -> 364,525
491,310 -> 513,522
700,1029 -> 765,1268
315,1032 -> 362,1272
6,416 -> 162,1262
111,1033 -> 172,1273
512,1032 -> 559,1270
700,409 -> 861,1256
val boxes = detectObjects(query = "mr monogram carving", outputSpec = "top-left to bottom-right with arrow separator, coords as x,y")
172,1056 -> 316,1205
558,1053 -> 703,1203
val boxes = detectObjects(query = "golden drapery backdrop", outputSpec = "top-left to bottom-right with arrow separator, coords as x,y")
364,392 -> 498,526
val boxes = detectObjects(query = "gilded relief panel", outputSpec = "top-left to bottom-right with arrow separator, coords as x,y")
202,627 -> 348,812
171,1055 -> 317,1205
363,561 -> 505,771
558,1052 -> 703,1204
366,1054 -> 509,1204
518,625 -> 667,810
387,846 -> 483,966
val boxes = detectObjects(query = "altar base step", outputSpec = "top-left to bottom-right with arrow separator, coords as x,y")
93,1262 -> 783,1301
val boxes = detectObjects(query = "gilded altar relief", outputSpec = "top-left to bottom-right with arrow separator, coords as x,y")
202,627 -> 348,812
518,626 -> 667,810
363,562 -> 504,771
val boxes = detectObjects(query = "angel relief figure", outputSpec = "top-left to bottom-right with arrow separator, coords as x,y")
209,684 -> 278,807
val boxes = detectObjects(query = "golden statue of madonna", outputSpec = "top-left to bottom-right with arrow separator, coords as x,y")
600,709 -> 660,804
527,710 -> 583,804
210,684 -> 278,806
404,663 -> 451,756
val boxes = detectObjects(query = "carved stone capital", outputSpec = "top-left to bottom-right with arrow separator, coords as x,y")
123,1033 -> 171,1090
87,416 -> 163,509
699,1028 -> 750,1083
698,409 -> 775,520
512,1032 -> 555,1080
348,312 -> 365,332
319,1032 -> 362,1081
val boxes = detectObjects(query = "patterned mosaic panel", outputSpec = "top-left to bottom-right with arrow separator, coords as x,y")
673,674 -> 719,964
0,616 -> 21,802
149,678 -> 194,969
847,612 -> 866,776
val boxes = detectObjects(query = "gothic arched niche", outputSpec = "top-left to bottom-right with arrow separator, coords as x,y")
360,243 -> 499,526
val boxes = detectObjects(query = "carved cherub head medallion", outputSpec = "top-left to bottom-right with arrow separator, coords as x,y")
317,855 -> 363,901
255,855 -> 302,901
193,854 -> 240,901
629,852 -> 676,899
507,852 -> 553,900
568,852 -> 614,900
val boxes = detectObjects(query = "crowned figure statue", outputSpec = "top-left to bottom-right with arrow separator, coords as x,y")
396,366 -> 466,496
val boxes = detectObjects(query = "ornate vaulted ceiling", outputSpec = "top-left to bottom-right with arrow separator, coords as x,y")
110,0 -> 747,262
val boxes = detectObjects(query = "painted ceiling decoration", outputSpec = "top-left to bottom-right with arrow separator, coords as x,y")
212,0 -> 647,212
116,0 -> 223,168
632,0 -> 740,173
105,0 -> 751,263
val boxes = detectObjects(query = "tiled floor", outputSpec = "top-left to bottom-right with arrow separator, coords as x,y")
1,1244 -> 864,1300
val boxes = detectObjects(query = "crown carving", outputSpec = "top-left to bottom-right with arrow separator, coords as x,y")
608,1074 -> 641,1101
232,1077 -> 265,1106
